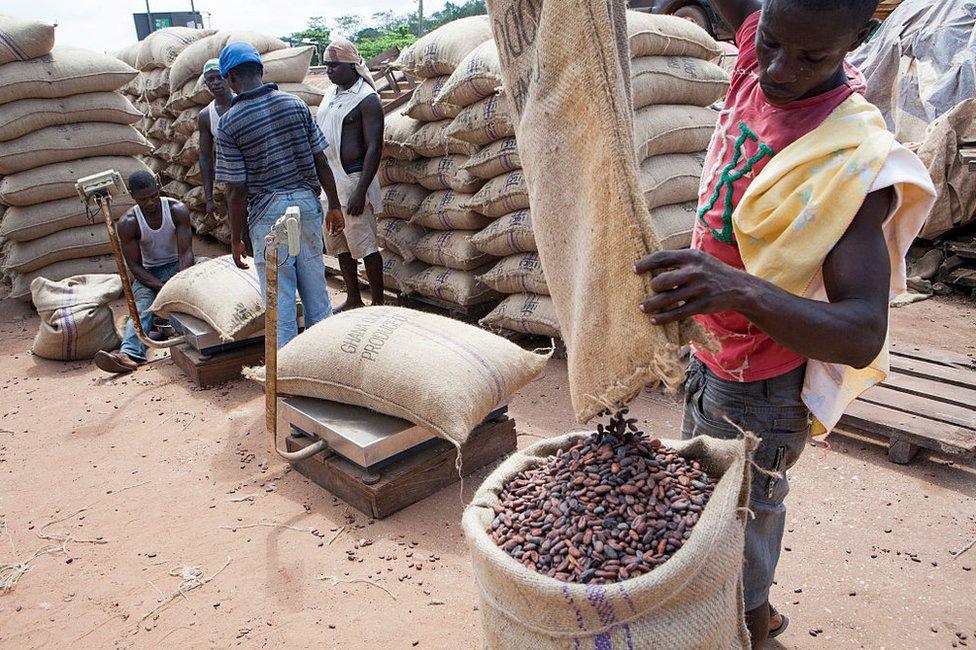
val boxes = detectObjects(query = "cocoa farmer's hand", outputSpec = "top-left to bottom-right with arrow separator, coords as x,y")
635,249 -> 754,325
232,239 -> 249,270
346,190 -> 366,217
326,208 -> 345,236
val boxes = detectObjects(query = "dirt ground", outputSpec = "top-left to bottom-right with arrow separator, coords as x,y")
0,287 -> 973,649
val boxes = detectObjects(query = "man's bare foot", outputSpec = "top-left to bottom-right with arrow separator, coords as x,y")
94,350 -> 139,374
769,603 -> 789,638
332,300 -> 365,314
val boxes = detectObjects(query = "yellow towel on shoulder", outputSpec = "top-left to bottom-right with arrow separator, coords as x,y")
732,94 -> 936,436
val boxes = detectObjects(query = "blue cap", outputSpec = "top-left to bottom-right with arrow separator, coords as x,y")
218,42 -> 262,78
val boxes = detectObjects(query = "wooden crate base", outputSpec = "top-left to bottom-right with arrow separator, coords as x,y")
170,342 -> 264,388
401,294 -> 498,323
839,343 -> 976,464
285,416 -> 516,518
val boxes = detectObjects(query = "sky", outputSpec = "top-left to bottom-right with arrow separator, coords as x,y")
14,0 -> 446,52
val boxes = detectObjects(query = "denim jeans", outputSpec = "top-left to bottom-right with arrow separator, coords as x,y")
120,261 -> 182,362
681,357 -> 811,612
249,189 -> 331,348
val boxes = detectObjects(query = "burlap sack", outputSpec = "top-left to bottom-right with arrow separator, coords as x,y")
479,253 -> 549,295
0,155 -> 152,207
169,30 -> 287,92
171,130 -> 190,148
379,157 -> 416,186
462,432 -> 752,649
0,195 -> 135,243
916,99 -> 976,240
184,161 -> 202,185
646,201 -> 698,250
446,93 -> 515,146
407,119 -> 479,157
149,255 -> 265,340
177,131 -> 200,166
162,179 -> 192,200
183,185 -> 206,210
262,46 -> 315,84
277,83 -> 325,107
377,218 -> 424,263
410,230 -> 494,271
414,190 -> 493,230
465,170 -> 529,219
0,92 -> 142,143
461,137 -> 521,180
382,183 -> 430,219
147,97 -> 168,119
634,105 -> 718,161
631,56 -> 730,110
30,274 -> 122,360
0,48 -> 137,106
147,118 -> 170,140
135,27 -> 215,71
471,209 -> 537,256
487,0 -> 698,422
359,250 -> 425,293
3,224 -> 110,274
384,110 -> 423,161
0,123 -> 152,175
396,16 -> 494,79
115,42 -> 141,68
0,14 -> 55,65
9,255 -> 117,301
480,292 -> 560,337
435,40 -> 502,110
166,81 -> 202,113
172,107 -> 202,137
142,67 -> 171,101
626,10 -> 722,60
145,156 -> 167,174
163,163 -> 188,183
639,152 -> 705,210
405,264 -> 500,306
247,306 -> 546,445
410,155 -> 484,193
404,76 -> 462,122
155,141 -> 181,163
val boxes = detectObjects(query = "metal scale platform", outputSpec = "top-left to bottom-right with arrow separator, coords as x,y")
281,397 -> 516,518
167,312 -> 267,387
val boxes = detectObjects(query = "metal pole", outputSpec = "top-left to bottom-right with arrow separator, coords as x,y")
189,0 -> 200,28
98,196 -> 185,350
145,0 -> 154,35
418,0 -> 425,36
264,221 -> 328,462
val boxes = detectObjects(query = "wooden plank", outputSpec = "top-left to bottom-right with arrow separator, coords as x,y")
888,355 -> 976,389
890,342 -> 976,370
286,418 -> 517,518
857,385 -> 976,430
402,294 -> 499,323
840,401 -> 976,456
881,371 -> 976,410
887,439 -> 920,464
171,343 -> 264,388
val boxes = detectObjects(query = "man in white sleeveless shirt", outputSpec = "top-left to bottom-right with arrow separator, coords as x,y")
94,171 -> 195,374
316,38 -> 385,311
197,59 -> 235,223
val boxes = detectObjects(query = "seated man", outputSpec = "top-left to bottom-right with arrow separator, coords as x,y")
94,171 -> 195,373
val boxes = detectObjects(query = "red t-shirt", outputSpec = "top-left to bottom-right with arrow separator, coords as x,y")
692,11 -> 865,382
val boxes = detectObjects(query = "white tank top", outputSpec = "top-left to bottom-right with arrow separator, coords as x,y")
206,101 -> 222,138
134,197 -> 180,267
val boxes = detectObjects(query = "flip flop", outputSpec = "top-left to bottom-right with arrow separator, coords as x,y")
94,350 -> 136,374
769,611 -> 790,638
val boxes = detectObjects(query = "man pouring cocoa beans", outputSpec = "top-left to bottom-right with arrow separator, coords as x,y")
635,0 -> 935,645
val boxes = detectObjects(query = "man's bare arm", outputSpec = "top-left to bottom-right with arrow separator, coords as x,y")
709,0 -> 763,32
118,214 -> 165,291
170,201 -> 195,271
225,182 -> 249,269
197,110 -> 216,213
313,150 -> 341,211
347,95 -> 384,216
637,187 -> 894,369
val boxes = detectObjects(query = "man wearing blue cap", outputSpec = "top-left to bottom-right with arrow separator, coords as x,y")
214,42 -> 343,347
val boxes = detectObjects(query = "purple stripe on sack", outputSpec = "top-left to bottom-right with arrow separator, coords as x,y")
624,624 -> 634,650
615,583 -> 639,616
0,31 -> 28,61
586,584 -> 618,627
593,634 -> 612,650
61,286 -> 77,360
562,584 -> 588,634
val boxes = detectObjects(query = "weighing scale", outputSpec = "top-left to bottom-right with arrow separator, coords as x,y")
263,210 -> 518,518
167,313 -> 267,388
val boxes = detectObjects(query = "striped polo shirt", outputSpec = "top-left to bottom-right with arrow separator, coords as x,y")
215,83 -> 328,220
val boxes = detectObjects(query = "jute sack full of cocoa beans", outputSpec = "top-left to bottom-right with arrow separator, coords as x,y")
462,431 -> 753,649
485,0 -> 704,424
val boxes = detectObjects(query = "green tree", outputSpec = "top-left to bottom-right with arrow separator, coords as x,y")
333,14 -> 365,39
354,24 -> 417,60
285,16 -> 331,65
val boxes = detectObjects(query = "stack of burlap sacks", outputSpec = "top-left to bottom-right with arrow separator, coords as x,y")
117,29 -> 325,243
0,14 -> 154,301
375,17 -> 508,310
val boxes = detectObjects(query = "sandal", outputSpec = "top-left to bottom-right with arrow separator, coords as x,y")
94,350 -> 137,374
769,605 -> 790,639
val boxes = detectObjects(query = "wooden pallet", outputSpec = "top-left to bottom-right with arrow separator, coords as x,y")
401,293 -> 499,323
285,416 -> 517,518
838,343 -> 976,464
492,327 -> 566,359
170,343 -> 264,388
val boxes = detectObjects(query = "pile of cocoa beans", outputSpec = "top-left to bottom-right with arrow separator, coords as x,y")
488,410 -> 718,584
